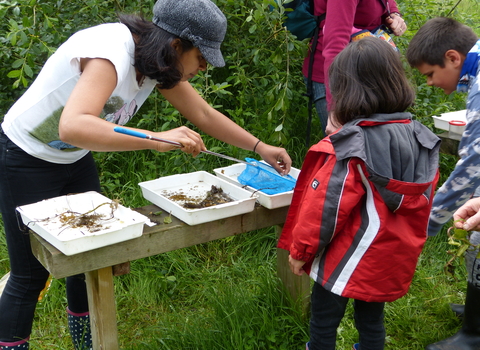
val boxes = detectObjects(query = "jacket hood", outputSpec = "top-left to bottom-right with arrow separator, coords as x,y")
329,113 -> 441,213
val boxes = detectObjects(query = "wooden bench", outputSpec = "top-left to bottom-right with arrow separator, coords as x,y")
30,204 -> 310,350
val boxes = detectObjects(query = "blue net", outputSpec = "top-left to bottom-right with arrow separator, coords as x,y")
237,158 -> 297,195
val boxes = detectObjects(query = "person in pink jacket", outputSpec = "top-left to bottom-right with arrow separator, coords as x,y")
279,37 -> 440,350
304,0 -> 407,136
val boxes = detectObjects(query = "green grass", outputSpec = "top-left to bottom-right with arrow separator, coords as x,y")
0,221 -> 469,349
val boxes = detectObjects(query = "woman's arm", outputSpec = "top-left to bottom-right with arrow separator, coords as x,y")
159,81 -> 292,174
59,58 -> 205,155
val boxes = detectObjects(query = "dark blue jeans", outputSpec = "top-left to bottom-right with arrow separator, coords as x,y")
0,131 -> 101,342
309,282 -> 386,350
304,78 -> 329,135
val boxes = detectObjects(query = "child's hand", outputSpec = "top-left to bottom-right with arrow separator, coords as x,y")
288,255 -> 306,276
453,197 -> 480,231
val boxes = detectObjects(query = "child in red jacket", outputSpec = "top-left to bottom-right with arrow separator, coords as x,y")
278,37 -> 440,350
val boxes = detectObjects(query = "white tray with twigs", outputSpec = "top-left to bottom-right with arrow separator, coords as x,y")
139,171 -> 257,225
16,191 -> 148,255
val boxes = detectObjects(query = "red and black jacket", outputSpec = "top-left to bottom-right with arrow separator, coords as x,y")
278,113 -> 440,302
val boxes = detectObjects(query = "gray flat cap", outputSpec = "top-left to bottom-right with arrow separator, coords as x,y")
152,0 -> 227,67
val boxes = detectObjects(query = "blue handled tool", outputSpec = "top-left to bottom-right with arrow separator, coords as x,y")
114,127 -> 255,166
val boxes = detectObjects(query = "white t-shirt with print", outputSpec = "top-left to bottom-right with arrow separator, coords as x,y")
2,23 -> 157,164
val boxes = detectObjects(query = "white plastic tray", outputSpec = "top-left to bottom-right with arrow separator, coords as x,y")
138,171 -> 257,225
432,110 -> 467,131
213,163 -> 300,209
17,191 -> 148,256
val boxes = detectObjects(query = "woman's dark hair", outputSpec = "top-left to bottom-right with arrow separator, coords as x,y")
119,14 -> 194,89
329,37 -> 415,126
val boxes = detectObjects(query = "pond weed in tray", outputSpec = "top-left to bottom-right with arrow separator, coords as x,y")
138,171 -> 257,225
16,191 -> 148,255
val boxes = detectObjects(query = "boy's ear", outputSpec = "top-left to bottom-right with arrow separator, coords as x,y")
445,49 -> 464,68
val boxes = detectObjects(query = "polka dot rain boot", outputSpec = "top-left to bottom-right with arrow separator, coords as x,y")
0,337 -> 29,349
67,307 -> 92,350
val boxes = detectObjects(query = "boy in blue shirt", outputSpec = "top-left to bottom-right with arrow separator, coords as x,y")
407,16 -> 480,350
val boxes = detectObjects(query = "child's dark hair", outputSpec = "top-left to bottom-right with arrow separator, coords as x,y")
329,37 -> 415,125
406,17 -> 478,68
119,14 -> 194,89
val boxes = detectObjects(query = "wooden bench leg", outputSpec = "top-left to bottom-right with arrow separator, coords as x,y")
275,226 -> 311,316
85,267 -> 119,350
276,247 -> 311,315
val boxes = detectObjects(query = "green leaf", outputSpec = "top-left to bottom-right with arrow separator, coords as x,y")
11,58 -> 24,68
0,7 -> 8,19
274,98 -> 283,111
8,32 -> 17,46
8,18 -> 19,29
452,228 -> 468,240
456,244 -> 470,257
7,69 -> 21,78
22,16 -> 31,27
24,64 -> 33,78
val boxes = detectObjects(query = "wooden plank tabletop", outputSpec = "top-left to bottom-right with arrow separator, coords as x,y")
30,204 -> 289,279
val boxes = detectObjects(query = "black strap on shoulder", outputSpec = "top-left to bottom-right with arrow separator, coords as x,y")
305,12 -> 326,147
379,0 -> 391,14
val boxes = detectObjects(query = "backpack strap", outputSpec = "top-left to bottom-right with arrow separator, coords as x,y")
305,12 -> 325,147
378,0 -> 391,14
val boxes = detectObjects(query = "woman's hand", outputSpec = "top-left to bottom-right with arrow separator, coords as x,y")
385,13 -> 407,36
288,255 -> 306,276
151,126 -> 205,156
453,197 -> 480,231
160,82 -> 294,174
254,142 -> 292,175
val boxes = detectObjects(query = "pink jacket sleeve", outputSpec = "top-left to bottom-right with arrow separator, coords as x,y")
318,0 -> 399,110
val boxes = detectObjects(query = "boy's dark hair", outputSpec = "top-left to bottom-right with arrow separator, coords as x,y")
406,17 -> 478,68
329,37 -> 415,125
119,14 -> 194,89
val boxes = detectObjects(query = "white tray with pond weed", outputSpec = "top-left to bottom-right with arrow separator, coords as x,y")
138,171 -> 257,225
213,162 -> 300,209
16,191 -> 148,256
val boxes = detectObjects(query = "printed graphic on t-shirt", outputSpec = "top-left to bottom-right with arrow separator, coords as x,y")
105,99 -> 137,124
29,106 -> 79,151
29,97 -> 137,151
